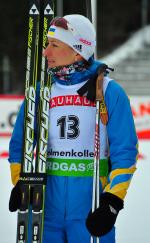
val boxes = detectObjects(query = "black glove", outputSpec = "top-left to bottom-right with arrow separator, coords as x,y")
9,181 -> 22,212
86,192 -> 124,237
9,182 -> 34,212
9,173 -> 47,212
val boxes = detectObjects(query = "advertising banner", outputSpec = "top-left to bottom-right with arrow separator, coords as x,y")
0,95 -> 150,159
130,96 -> 150,139
0,95 -> 24,137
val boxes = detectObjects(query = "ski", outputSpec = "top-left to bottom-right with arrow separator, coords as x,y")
16,0 -> 54,242
16,0 -> 40,242
31,0 -> 54,242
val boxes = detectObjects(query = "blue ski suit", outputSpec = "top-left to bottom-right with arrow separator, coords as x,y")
9,59 -> 138,243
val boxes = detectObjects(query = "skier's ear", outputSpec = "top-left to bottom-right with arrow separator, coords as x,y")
74,52 -> 85,62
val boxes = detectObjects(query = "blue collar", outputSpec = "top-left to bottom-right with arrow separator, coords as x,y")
52,58 -> 104,85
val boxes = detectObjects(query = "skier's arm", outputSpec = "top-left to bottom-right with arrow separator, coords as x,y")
104,80 -> 138,200
8,83 -> 40,185
86,80 -> 138,237
8,101 -> 25,185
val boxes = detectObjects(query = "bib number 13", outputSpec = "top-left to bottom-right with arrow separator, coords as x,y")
57,115 -> 80,139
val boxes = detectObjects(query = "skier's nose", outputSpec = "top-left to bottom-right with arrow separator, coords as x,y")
43,46 -> 48,57
43,44 -> 51,58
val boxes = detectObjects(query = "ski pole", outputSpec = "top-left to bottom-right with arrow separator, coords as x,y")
85,1 -> 100,242
86,0 -> 92,22
91,64 -> 108,243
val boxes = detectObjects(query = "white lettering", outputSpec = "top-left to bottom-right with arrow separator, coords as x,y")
69,163 -> 77,171
78,163 -> 85,171
26,139 -> 33,155
60,163 -> 68,171
52,162 -> 59,170
26,126 -> 33,143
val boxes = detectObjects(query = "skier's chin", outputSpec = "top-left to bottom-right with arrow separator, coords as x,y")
48,61 -> 57,68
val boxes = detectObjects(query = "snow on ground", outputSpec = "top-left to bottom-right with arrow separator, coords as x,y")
0,137 -> 16,243
0,137 -> 150,243
116,140 -> 150,243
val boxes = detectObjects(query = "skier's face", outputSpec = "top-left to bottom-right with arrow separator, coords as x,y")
43,38 -> 81,68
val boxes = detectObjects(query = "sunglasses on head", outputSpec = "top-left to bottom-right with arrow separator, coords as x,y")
50,17 -> 69,30
49,17 -> 96,47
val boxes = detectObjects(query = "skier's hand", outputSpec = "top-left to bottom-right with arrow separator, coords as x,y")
9,181 -> 34,212
9,163 -> 22,212
9,172 -> 47,212
86,192 -> 123,237
9,181 -> 22,212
